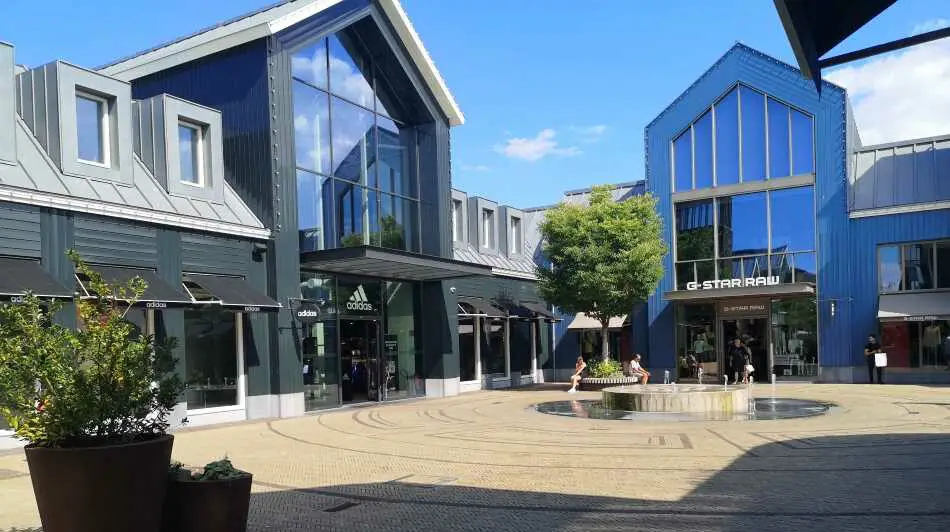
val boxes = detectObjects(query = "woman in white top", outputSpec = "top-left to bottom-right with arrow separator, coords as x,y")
629,354 -> 651,385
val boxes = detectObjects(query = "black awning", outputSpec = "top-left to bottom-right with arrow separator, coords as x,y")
520,301 -> 557,320
300,246 -> 492,281
0,257 -> 73,300
182,274 -> 281,312
458,296 -> 505,317
492,299 -> 535,320
77,265 -> 195,308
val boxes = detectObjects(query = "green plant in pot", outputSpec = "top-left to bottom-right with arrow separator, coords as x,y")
163,457 -> 253,532
0,251 -> 183,532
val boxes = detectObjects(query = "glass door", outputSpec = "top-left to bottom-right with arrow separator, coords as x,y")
340,319 -> 381,403
720,317 -> 770,383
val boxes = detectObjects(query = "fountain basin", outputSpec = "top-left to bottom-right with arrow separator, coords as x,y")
602,384 -> 750,415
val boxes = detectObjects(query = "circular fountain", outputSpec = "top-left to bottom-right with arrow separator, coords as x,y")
601,383 -> 751,415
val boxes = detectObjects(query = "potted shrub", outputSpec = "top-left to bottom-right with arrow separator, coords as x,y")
0,251 -> 183,532
163,457 -> 253,532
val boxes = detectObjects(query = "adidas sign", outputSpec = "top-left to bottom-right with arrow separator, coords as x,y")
346,285 -> 374,312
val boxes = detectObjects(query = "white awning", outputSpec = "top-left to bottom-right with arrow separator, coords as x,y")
878,292 -> 950,322
566,313 -> 628,330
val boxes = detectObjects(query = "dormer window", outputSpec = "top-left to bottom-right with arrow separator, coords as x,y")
482,208 -> 495,249
452,199 -> 463,242
511,216 -> 522,254
76,91 -> 110,166
178,121 -> 205,187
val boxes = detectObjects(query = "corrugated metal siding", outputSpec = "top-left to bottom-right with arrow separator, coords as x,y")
644,44 -> 851,371
181,232 -> 249,276
0,201 -> 42,258
848,209 -> 950,365
852,138 -> 950,210
73,215 -> 158,268
128,40 -> 273,224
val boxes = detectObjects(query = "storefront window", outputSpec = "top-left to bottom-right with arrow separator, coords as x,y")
771,298 -> 818,378
300,273 -> 338,411
879,245 -> 903,292
184,308 -> 239,410
770,186 -> 815,252
904,243 -> 935,290
383,281 -> 422,399
676,303 -> 716,379
482,318 -> 506,376
459,317 -> 477,381
881,320 -> 950,369
938,242 -> 950,289
675,200 -> 714,261
510,321 -> 533,376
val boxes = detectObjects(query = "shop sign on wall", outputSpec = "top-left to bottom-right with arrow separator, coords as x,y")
686,276 -> 780,291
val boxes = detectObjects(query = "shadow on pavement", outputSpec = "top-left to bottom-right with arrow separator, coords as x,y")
246,433 -> 950,532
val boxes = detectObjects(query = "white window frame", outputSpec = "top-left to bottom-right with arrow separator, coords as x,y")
184,311 -> 247,417
511,216 -> 522,254
178,120 -> 206,188
482,209 -> 495,249
75,90 -> 111,168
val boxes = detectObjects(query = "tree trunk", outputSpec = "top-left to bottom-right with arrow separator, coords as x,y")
601,322 -> 610,362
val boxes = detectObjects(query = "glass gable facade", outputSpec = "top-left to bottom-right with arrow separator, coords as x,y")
294,33 -> 418,255
672,84 -> 815,192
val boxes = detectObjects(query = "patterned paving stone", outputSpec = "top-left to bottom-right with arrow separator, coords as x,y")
2,384 -> 949,531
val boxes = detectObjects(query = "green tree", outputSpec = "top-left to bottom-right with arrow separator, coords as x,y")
537,185 -> 666,361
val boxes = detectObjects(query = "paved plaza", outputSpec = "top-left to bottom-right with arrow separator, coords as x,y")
2,383 -> 950,531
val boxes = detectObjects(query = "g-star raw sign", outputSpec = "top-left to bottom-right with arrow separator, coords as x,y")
686,276 -> 780,291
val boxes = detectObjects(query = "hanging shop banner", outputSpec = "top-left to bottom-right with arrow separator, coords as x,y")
686,276 -> 780,291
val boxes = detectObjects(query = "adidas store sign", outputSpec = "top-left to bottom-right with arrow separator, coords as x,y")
346,285 -> 374,312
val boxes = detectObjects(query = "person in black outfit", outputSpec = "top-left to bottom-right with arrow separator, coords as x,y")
864,334 -> 884,384
728,338 -> 751,384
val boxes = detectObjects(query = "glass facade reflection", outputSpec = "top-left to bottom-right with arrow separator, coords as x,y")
882,320 -> 950,369
676,303 -> 717,379
671,84 -> 814,192
383,281 -> 423,399
771,298 -> 818,378
878,239 -> 950,293
292,32 -> 419,255
300,273 -> 339,411
184,308 -> 238,410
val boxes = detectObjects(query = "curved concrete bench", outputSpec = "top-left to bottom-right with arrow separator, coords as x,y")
579,376 -> 641,391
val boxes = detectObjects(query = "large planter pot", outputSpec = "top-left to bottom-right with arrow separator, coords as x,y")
163,474 -> 253,532
25,433 -> 174,532
579,376 -> 641,391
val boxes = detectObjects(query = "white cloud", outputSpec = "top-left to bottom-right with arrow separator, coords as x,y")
827,20 -> 950,145
460,164 -> 491,172
569,124 -> 608,143
493,129 -> 581,162
911,18 -> 949,35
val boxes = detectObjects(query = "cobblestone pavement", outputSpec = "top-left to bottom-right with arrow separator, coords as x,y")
2,383 -> 950,531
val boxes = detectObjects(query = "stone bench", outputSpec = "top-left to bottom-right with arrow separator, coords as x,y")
579,376 -> 641,391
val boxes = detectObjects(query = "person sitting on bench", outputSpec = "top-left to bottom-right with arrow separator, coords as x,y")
568,355 -> 587,393
629,354 -> 651,384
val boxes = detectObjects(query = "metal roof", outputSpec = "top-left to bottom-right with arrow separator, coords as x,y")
1,119 -> 269,240
98,0 -> 464,126
453,245 -> 538,279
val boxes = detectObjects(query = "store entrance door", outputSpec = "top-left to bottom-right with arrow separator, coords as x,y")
340,319 -> 382,404
720,317 -> 770,383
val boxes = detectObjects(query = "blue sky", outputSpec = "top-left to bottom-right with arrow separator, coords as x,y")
2,0 -> 949,207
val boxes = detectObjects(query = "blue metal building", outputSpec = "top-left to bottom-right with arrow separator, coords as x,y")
645,43 -> 950,384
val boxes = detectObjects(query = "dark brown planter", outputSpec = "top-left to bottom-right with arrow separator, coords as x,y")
25,433 -> 174,532
163,474 -> 253,532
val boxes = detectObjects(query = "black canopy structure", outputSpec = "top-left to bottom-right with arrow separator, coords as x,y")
300,246 -> 492,282
76,265 -> 195,307
458,296 -> 505,318
0,257 -> 73,300
773,0 -> 950,92
520,301 -> 558,321
182,274 -> 281,312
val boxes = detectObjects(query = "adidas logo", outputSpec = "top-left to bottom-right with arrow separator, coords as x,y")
345,285 -> 374,312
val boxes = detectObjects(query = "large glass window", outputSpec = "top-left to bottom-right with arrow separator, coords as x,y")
299,273 -> 338,412
673,129 -> 692,192
879,245 -> 903,292
904,243 -> 935,291
878,240 -> 950,292
771,297 -> 818,377
693,111 -> 714,189
459,317 -> 477,381
178,122 -> 203,186
482,209 -> 496,249
76,92 -> 108,165
671,84 -> 813,191
767,98 -> 790,178
740,87 -> 766,182
675,200 -> 714,261
882,320 -> 949,368
770,186 -> 815,252
184,308 -> 239,410
718,192 -> 767,256
715,88 -> 739,186
452,199 -> 463,242
292,32 -> 420,255
938,242 -> 950,289
675,303 -> 716,379
511,216 -> 523,254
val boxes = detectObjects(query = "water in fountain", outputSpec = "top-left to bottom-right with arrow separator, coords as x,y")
723,375 -> 729,391
698,367 -> 703,385
663,370 -> 670,385
770,373 -> 777,403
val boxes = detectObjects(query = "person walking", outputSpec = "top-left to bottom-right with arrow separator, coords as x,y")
864,334 -> 884,384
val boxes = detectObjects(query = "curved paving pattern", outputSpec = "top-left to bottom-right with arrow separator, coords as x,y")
2,383 -> 950,531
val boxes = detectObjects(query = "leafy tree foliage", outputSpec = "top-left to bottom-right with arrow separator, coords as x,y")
537,186 -> 666,361
0,251 -> 183,447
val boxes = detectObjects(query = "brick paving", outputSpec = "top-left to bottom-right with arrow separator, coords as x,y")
2,383 -> 950,531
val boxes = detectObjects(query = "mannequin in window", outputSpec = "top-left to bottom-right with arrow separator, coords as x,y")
924,323 -> 942,366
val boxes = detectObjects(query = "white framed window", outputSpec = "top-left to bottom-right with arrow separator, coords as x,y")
452,199 -> 463,242
178,120 -> 205,187
482,208 -> 495,249
511,216 -> 522,254
75,91 -> 110,166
